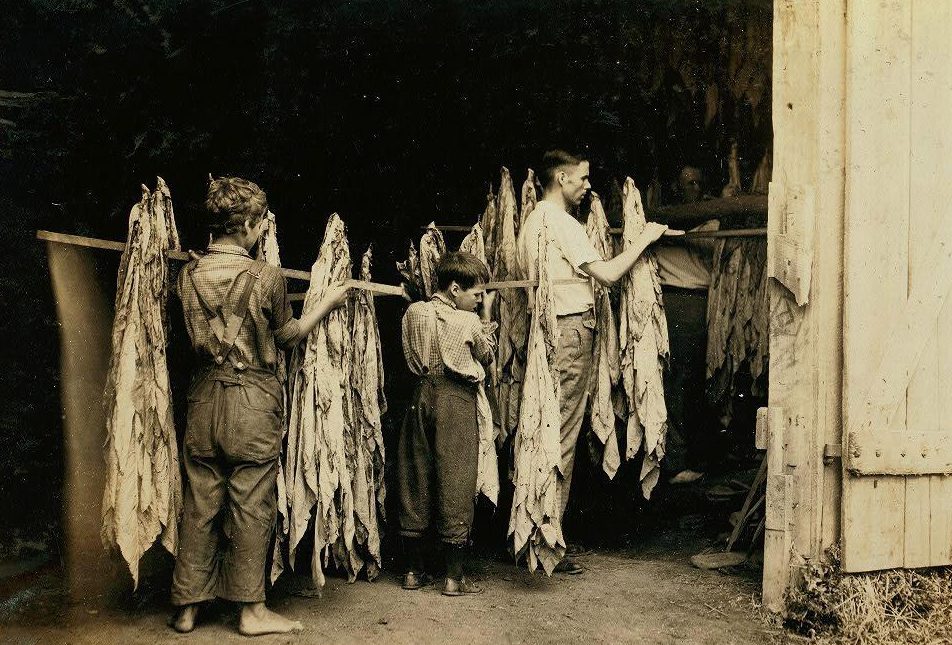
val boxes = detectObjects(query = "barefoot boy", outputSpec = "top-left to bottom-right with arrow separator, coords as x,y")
398,251 -> 495,596
171,177 -> 348,635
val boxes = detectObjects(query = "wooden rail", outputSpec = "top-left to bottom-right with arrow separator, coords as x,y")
37,230 -> 313,281
429,224 -> 767,239
38,226 -> 767,302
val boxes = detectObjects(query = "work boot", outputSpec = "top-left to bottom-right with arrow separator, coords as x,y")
553,557 -> 584,575
401,536 -> 429,590
442,543 -> 482,596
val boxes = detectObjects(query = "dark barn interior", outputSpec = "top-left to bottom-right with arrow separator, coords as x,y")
1,0 -> 772,593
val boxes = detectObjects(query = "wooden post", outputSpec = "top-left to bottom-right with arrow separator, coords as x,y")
47,242 -> 123,601
763,408 -> 791,611
763,0 -> 847,609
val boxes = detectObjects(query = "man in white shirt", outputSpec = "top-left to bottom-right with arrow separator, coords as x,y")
516,150 -> 674,573
655,166 -> 719,485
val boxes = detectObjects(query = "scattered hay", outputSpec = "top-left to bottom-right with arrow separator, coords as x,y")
785,544 -> 952,644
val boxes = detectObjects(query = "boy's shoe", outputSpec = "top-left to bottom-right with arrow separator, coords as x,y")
442,576 -> 483,596
566,543 -> 591,557
553,558 -> 584,575
402,571 -> 431,590
669,469 -> 705,485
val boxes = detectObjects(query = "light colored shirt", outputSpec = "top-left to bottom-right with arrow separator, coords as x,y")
655,220 -> 720,290
516,200 -> 600,316
401,293 -> 495,383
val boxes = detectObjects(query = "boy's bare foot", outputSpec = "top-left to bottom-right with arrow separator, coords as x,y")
238,603 -> 303,636
170,604 -> 199,633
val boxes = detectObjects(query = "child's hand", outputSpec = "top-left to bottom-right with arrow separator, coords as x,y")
644,222 -> 670,243
480,290 -> 496,320
325,281 -> 351,309
482,289 -> 497,312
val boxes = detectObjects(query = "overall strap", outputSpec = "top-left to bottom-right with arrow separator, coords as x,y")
425,301 -> 440,372
189,259 -> 267,368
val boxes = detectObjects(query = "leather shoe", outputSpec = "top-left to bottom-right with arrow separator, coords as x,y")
442,576 -> 483,596
402,571 -> 431,590
553,558 -> 584,575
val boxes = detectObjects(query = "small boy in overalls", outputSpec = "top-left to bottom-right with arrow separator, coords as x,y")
398,251 -> 496,596
171,177 -> 349,635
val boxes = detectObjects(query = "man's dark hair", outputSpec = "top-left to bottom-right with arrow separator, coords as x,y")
436,251 -> 490,291
205,176 -> 268,236
538,150 -> 587,190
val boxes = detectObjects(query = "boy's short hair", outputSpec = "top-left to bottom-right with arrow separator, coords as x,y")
436,251 -> 490,291
205,176 -> 268,236
538,149 -> 587,190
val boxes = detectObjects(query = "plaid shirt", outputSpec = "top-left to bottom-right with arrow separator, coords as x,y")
401,293 -> 495,383
177,243 -> 300,372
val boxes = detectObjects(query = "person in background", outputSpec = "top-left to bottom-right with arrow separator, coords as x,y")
398,252 -> 497,596
516,150 -> 678,574
171,177 -> 349,635
655,165 -> 720,485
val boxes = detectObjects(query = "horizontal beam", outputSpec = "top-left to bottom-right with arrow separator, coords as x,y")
430,225 -> 767,239
431,194 -> 768,234
846,431 -> 952,475
40,227 -> 767,305
37,229 -> 312,281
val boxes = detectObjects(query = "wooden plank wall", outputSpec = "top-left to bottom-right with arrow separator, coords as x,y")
842,0 -> 952,573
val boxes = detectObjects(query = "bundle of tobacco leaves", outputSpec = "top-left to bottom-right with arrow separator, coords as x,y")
617,177 -> 670,500
101,178 -> 182,588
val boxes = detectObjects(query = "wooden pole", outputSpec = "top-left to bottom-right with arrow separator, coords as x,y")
36,230 -> 312,281
427,225 -> 768,239
38,227 -> 767,301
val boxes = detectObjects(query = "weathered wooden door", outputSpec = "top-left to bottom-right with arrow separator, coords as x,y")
842,0 -> 952,572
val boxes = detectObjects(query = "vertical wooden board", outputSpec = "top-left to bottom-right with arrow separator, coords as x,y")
821,462 -> 841,555
904,0 -> 940,568
763,474 -> 792,613
772,0 -> 819,185
842,476 -> 907,571
911,0 -> 952,568
841,0 -> 911,572
764,0 -> 819,584
904,479 -> 931,567
814,0 -> 847,563
935,297 -> 952,563
47,244 -> 121,599
931,475 -> 952,564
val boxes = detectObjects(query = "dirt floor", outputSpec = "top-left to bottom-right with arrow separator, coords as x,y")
1,526 -> 792,645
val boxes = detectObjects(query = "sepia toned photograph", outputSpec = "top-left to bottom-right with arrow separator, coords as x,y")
2,1 -> 951,643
